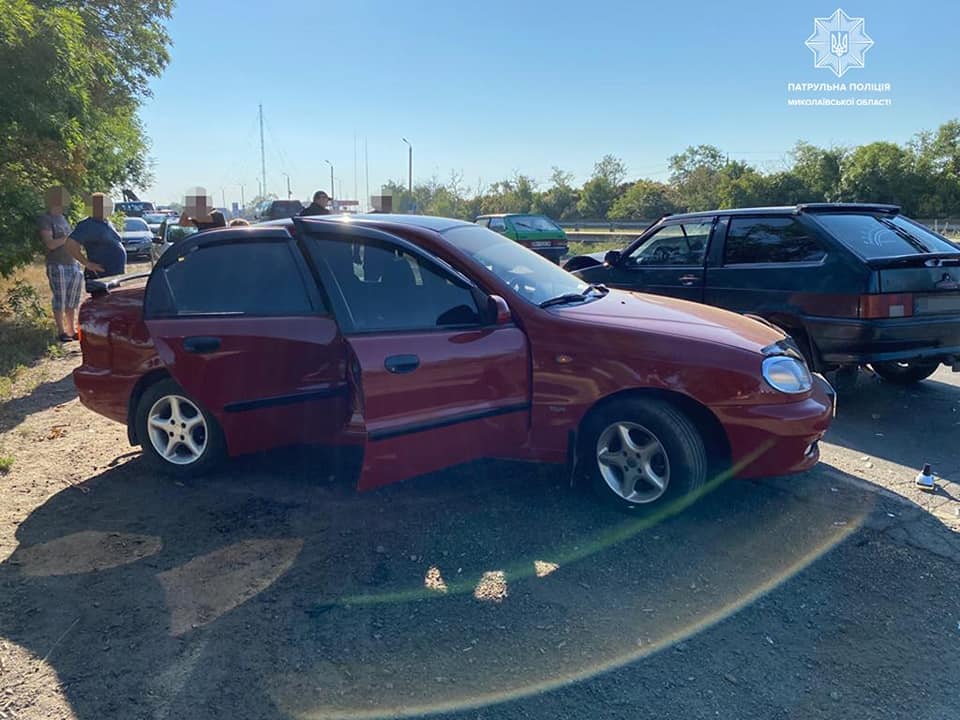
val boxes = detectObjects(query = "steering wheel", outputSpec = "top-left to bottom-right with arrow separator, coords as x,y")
652,246 -> 673,263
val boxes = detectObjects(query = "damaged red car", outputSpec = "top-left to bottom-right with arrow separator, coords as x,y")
73,215 -> 834,511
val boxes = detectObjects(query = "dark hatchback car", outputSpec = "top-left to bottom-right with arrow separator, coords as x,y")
565,204 -> 960,386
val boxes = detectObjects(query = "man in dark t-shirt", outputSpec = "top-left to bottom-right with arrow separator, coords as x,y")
66,193 -> 126,278
299,190 -> 331,216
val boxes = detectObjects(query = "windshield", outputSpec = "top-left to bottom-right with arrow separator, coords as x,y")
510,215 -> 562,232
443,225 -> 585,305
123,218 -> 148,232
143,213 -> 167,224
811,213 -> 960,258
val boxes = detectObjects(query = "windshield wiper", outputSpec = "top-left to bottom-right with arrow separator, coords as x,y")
876,217 -> 931,253
539,284 -> 608,308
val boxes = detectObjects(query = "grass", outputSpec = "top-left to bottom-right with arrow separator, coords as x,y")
0,263 -> 61,399
0,455 -> 13,475
566,239 -> 628,259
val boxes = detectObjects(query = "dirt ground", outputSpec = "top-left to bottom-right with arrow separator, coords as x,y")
1,352 -> 959,720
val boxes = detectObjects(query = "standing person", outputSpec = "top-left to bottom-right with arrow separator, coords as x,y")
299,190 -> 331,216
66,193 -> 126,279
39,186 -> 85,342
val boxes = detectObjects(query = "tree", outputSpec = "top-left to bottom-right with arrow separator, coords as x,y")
609,180 -> 678,220
0,0 -> 173,275
668,145 -> 726,211
533,167 -> 579,220
839,142 -> 923,215
577,155 -> 627,218
790,141 -> 845,201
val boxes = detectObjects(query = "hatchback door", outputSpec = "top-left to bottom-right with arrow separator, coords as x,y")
143,229 -> 350,456
301,221 -> 531,491
603,219 -> 714,302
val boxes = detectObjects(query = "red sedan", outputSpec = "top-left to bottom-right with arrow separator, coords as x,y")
73,215 -> 834,511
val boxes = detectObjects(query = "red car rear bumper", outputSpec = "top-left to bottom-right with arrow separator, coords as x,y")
73,365 -> 137,425
713,376 -> 834,479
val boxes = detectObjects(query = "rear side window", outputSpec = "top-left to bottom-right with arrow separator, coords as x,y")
148,241 -> 315,316
488,218 -> 507,232
810,213 -> 960,258
724,217 -> 826,265
474,218 -> 490,228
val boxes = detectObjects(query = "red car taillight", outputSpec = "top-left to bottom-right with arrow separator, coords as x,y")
858,293 -> 914,319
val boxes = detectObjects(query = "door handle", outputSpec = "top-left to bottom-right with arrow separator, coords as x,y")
679,274 -> 699,286
384,354 -> 420,374
183,336 -> 221,354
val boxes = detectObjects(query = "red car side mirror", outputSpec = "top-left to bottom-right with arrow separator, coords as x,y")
489,295 -> 512,325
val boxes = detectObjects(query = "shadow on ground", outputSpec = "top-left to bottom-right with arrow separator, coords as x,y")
826,368 -> 960,474
0,369 -> 78,435
1,449 -> 959,719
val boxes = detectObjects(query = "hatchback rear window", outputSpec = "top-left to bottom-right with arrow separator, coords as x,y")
811,213 -> 960,258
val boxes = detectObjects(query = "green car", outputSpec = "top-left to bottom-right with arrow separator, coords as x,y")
474,214 -> 569,263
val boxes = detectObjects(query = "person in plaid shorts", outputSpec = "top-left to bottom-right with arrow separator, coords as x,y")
38,187 -> 89,343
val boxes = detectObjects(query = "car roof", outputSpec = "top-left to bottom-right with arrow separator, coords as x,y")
665,203 -> 901,221
284,213 -> 474,233
475,213 -> 542,219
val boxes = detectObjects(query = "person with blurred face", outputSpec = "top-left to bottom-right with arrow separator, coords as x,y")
66,193 -> 126,278
39,186 -> 83,342
299,190 -> 331,216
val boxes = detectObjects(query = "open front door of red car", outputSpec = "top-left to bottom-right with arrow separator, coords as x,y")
300,221 -> 532,491
347,326 -> 530,490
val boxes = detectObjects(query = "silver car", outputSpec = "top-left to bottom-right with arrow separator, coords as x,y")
121,217 -> 154,259
150,221 -> 198,265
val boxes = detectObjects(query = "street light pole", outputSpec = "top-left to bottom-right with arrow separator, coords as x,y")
401,138 -> 413,207
325,160 -> 334,200
282,173 -> 292,199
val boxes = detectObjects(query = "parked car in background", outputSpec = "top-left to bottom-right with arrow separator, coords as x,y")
74,214 -> 833,513
565,204 -> 960,386
150,219 -> 198,265
474,214 -> 569,263
120,217 -> 154,260
115,200 -> 155,217
142,212 -> 169,236
254,199 -> 303,221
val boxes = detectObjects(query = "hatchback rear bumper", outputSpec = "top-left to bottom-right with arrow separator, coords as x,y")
713,375 -> 834,479
804,314 -> 960,365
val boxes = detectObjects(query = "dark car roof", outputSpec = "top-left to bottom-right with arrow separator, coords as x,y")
665,203 -> 901,221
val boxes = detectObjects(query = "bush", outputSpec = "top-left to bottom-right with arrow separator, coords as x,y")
2,279 -> 47,325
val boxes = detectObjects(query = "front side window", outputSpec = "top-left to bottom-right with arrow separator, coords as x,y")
724,217 -> 826,265
149,241 -> 315,316
625,221 -> 712,266
308,235 -> 482,332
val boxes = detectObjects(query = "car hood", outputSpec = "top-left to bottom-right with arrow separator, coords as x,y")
121,231 -> 152,241
556,289 -> 783,353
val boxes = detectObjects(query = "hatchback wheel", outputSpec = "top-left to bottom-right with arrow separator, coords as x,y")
135,378 -> 225,476
871,360 -> 940,385
582,399 -> 708,512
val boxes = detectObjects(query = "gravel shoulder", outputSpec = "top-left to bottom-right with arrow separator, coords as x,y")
0,357 -> 958,720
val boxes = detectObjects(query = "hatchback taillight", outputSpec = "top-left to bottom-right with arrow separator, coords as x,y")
859,293 -> 914,319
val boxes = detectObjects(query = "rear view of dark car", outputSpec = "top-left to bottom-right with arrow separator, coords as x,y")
255,199 -> 304,221
567,204 -> 960,386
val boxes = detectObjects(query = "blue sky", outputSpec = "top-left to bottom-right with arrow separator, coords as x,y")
140,0 -> 960,208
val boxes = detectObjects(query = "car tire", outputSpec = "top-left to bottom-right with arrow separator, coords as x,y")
870,360 -> 940,385
580,398 -> 708,513
135,378 -> 226,476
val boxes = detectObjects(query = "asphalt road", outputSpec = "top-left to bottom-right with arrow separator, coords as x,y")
1,365 -> 959,720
